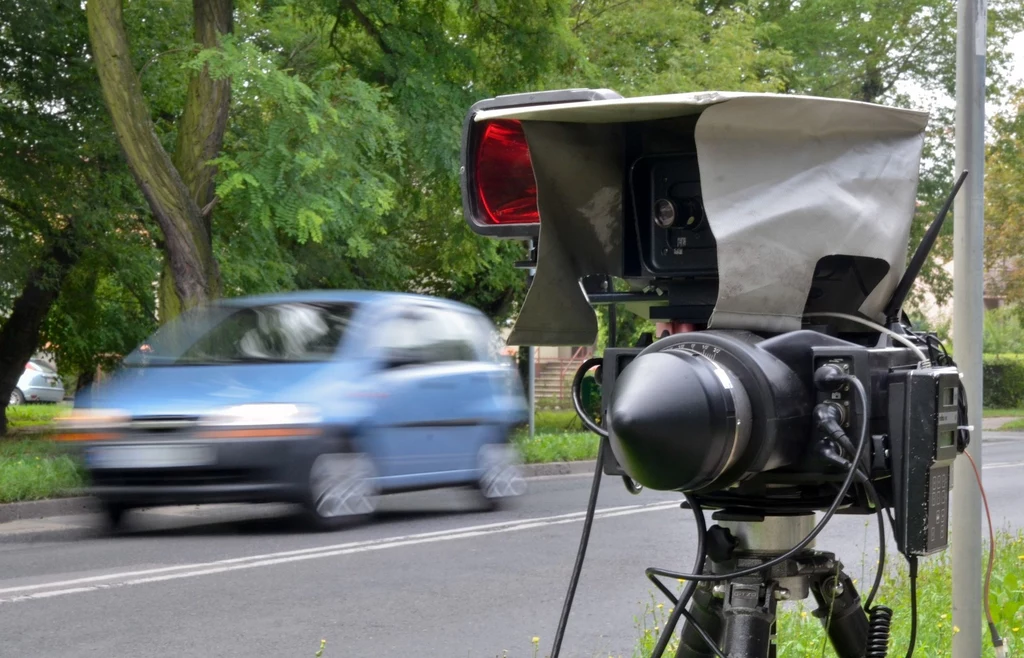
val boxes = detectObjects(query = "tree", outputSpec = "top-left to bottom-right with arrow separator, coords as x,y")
0,0 -> 151,434
984,90 -> 1024,304
86,0 -> 230,319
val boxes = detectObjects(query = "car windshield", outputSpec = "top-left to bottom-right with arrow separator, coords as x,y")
122,302 -> 357,367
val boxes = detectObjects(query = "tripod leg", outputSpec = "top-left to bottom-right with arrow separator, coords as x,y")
674,586 -> 725,658
809,568 -> 870,658
720,578 -> 777,658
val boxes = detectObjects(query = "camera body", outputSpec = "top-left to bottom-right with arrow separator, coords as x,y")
459,88 -> 965,558
601,330 -> 961,557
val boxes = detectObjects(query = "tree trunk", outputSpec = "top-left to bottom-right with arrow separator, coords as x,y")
0,224 -> 82,436
86,0 -> 229,321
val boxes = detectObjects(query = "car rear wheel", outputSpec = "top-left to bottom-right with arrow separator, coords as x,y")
476,443 -> 526,509
303,452 -> 379,531
99,503 -> 130,534
9,389 -> 24,406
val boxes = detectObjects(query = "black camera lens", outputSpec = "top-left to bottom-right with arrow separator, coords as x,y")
609,349 -> 752,492
680,199 -> 703,230
653,198 -> 676,228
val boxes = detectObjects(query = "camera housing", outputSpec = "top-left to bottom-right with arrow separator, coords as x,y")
459,88 -> 966,557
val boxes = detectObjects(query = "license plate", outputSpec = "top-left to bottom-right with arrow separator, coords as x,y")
87,444 -> 215,469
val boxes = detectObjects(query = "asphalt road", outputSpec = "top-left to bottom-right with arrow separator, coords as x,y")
2,436 -> 1024,658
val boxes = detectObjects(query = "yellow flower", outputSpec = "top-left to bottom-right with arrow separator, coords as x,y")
954,626 -> 961,634
941,614 -> 948,620
1017,555 -> 1024,560
678,578 -> 686,583
532,637 -> 540,644
1015,628 -> 1020,633
801,611 -> 808,618
656,603 -> 664,609
938,622 -> 944,629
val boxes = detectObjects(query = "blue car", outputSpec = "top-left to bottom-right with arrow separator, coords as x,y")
61,291 -> 529,530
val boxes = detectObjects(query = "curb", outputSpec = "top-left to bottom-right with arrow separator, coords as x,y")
521,460 -> 597,478
0,496 -> 96,524
0,461 -> 599,524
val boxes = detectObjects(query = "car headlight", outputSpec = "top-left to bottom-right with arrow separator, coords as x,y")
202,403 -> 321,428
55,408 -> 129,442
59,408 -> 130,430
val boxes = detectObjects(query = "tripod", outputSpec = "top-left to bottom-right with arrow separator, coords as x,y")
674,515 -> 876,658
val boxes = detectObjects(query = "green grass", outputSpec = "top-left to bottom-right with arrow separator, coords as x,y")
512,431 -> 600,464
5,402 -> 70,431
633,531 -> 1024,657
0,438 -> 84,503
984,408 -> 1024,418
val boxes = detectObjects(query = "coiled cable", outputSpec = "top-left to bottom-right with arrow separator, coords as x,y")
866,605 -> 893,658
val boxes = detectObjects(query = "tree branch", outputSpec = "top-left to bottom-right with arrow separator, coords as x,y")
335,0 -> 394,56
137,46 -> 189,79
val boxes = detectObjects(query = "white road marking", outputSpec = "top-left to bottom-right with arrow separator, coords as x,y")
0,500 -> 680,605
982,461 -> 1024,470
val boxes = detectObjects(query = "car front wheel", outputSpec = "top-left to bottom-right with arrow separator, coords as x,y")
9,389 -> 24,406
303,452 -> 379,530
476,443 -> 526,509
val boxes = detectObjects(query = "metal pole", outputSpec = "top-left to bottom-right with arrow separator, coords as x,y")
952,0 -> 985,653
527,265 -> 537,441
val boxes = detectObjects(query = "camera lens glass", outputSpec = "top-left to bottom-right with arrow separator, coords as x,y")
653,198 -> 676,228
609,349 -> 752,492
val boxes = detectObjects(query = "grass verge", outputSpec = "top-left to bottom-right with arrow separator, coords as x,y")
512,431 -> 599,464
0,438 -> 83,503
984,408 -> 1024,418
5,402 -> 69,432
634,531 -> 1024,657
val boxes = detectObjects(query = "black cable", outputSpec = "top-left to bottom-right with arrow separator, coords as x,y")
860,478 -> 886,612
906,556 -> 918,658
571,358 -> 608,438
649,493 -> 708,658
549,439 -> 605,658
677,606 -> 727,658
648,375 -> 870,583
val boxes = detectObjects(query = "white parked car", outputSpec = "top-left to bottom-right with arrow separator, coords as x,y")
10,359 -> 65,405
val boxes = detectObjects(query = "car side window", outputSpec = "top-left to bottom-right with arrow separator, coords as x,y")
375,307 -> 485,365
428,309 -> 482,363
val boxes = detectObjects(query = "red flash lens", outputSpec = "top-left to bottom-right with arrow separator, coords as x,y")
474,120 -> 539,225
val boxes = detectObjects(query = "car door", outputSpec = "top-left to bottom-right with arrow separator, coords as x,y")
364,306 -> 465,485
418,306 -> 492,474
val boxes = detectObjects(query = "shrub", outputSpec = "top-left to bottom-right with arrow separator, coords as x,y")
983,354 -> 1024,408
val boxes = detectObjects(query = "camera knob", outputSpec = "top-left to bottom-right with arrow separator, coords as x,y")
653,198 -> 676,228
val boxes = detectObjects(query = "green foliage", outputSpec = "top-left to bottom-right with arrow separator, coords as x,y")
568,0 -> 790,95
512,431 -> 599,464
985,306 -> 1024,355
4,404 -> 68,431
0,0 -> 157,385
0,439 -> 83,503
986,90 -> 1024,305
983,354 -> 1024,409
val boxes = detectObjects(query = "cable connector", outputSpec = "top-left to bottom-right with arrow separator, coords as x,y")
991,622 -> 1008,658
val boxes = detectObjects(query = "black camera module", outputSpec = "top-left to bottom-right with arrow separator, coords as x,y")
630,153 -> 717,277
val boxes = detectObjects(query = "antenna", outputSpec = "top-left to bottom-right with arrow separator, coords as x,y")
884,170 -> 969,325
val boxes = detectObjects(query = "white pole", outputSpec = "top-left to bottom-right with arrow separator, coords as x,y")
952,0 -> 986,654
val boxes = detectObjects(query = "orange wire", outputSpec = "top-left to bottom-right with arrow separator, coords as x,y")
964,449 -> 996,627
